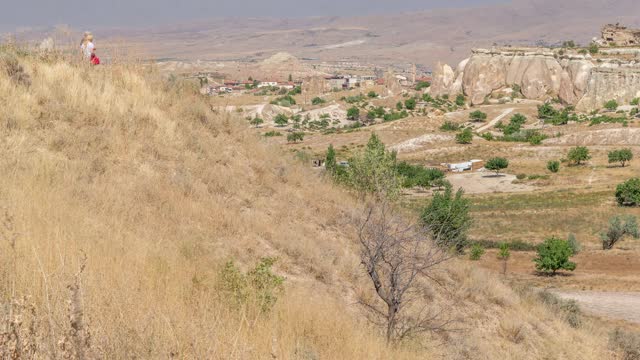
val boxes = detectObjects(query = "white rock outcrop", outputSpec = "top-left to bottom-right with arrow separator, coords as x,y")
431,48 -> 640,111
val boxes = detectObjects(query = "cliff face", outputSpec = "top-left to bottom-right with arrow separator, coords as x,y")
431,48 -> 640,111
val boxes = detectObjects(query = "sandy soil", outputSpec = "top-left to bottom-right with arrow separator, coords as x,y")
447,172 -> 535,194
552,291 -> 640,325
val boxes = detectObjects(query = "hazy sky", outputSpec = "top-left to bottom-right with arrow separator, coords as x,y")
1,0 -> 502,31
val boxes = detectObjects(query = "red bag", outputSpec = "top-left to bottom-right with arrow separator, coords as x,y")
91,54 -> 100,65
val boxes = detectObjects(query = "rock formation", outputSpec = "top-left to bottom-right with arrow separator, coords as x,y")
431,47 -> 640,111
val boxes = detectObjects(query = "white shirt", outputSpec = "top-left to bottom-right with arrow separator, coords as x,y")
82,42 -> 95,59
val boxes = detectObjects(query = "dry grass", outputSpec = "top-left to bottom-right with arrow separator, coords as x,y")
0,48 -> 620,358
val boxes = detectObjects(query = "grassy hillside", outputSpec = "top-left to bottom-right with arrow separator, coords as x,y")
0,48 -> 615,358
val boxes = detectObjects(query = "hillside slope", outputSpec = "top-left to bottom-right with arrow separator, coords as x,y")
0,49 -> 614,358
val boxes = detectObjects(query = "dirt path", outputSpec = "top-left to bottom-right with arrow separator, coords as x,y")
476,108 -> 514,132
553,290 -> 640,325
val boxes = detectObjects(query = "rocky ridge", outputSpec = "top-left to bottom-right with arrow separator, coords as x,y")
431,47 -> 640,111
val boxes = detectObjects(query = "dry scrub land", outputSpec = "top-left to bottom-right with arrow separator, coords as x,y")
0,49 -> 635,358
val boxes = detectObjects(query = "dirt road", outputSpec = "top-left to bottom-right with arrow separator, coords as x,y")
476,108 -> 514,132
553,291 -> 640,325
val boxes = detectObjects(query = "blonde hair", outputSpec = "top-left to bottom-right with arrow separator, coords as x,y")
81,31 -> 93,46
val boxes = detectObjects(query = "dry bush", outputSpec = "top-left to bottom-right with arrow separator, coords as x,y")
610,328 -> 640,360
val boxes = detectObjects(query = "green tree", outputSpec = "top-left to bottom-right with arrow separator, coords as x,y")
533,237 -> 577,275
616,178 -> 640,206
325,144 -> 337,175
498,243 -> 510,276
311,97 -> 326,105
608,149 -> 634,167
396,101 -> 404,111
604,100 -> 619,111
547,160 -> 560,173
367,91 -> 378,98
601,215 -> 639,250
469,110 -> 487,122
347,107 -> 360,120
455,128 -> 473,144
588,42 -> 599,54
420,186 -> 472,252
485,157 -> 509,176
346,134 -> 401,198
567,146 -> 591,166
455,94 -> 465,106
274,114 -> 289,127
562,40 -> 577,48
404,98 -> 416,110
249,117 -> 264,128
287,132 -> 305,143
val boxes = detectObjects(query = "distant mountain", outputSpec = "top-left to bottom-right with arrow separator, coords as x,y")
13,0 -> 640,69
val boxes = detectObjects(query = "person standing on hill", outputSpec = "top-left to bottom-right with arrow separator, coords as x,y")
81,33 -> 95,60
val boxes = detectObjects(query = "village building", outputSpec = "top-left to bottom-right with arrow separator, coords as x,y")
601,23 -> 640,46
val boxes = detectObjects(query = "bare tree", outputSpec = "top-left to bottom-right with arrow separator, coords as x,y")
356,199 -> 455,343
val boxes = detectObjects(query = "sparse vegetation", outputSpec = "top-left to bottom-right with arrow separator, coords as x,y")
604,100 -> 619,111
249,117 -> 264,127
287,132 -> 305,143
415,81 -> 431,91
547,160 -> 560,173
498,243 -> 510,276
469,243 -> 485,260
440,121 -> 461,132
421,186 -> 472,252
456,128 -> 473,144
469,110 -> 487,122
347,107 -> 360,120
312,97 -> 326,105
367,91 -> 378,98
609,328 -> 640,360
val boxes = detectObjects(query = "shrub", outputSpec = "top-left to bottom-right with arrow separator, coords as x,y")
469,243 -> 485,260
249,117 -> 264,127
609,149 -> 634,167
263,131 -> 282,137
588,43 -> 599,54
271,95 -> 297,107
455,94 -> 465,106
404,98 -> 416,110
537,290 -> 582,328
287,132 -> 305,143
616,178 -> 640,206
311,97 -> 326,105
218,258 -> 285,312
347,107 -> 360,120
567,233 -> 581,255
604,100 -> 619,111
601,215 -> 639,250
516,173 -> 527,180
395,162 -> 444,189
367,91 -> 378,98
537,103 -> 558,120
567,146 -> 591,166
274,114 -> 289,127
470,239 -> 536,251
456,128 -> 473,144
547,160 -> 560,173
485,157 -> 509,175
498,243 -> 510,275
440,121 -> 460,132
345,134 -> 402,197
533,237 -> 577,275
396,101 -> 404,111
415,81 -> 431,91
469,110 -> 487,122
421,186 -> 472,252
632,98 -> 640,106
